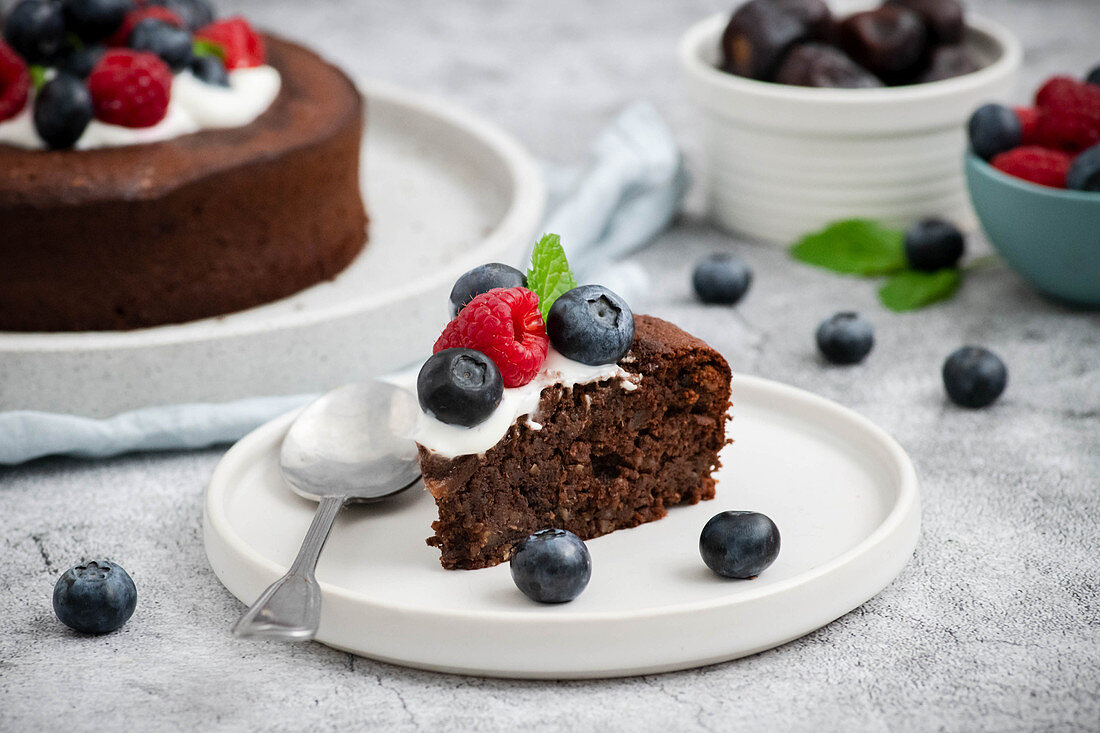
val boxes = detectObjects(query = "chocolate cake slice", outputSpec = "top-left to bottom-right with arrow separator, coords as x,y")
417,315 -> 732,570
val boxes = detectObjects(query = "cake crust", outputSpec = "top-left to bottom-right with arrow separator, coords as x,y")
0,36 -> 367,332
419,315 -> 733,570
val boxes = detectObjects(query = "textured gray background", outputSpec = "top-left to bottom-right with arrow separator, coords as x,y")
2,0 -> 1099,730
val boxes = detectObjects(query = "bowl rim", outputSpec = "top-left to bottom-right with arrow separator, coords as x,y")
679,11 -> 1023,105
965,152 -> 1100,203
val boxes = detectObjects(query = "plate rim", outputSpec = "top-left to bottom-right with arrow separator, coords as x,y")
0,79 -> 546,352
205,372 -> 921,624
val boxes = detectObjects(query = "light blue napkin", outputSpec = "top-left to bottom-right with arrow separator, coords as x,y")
0,102 -> 686,466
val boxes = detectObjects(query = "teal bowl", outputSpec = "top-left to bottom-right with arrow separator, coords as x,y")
965,153 -> 1100,307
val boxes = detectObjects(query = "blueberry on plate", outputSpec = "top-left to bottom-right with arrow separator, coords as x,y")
33,73 -> 93,150
129,17 -> 192,70
816,312 -> 873,365
418,347 -> 503,427
942,345 -> 1007,408
147,0 -> 213,32
546,284 -> 634,366
3,0 -> 67,64
510,529 -> 591,603
1066,142 -> 1100,192
692,252 -> 753,305
63,0 -> 134,43
968,103 -> 1021,161
448,262 -> 527,317
1087,64 -> 1100,87
53,559 -> 137,634
189,53 -> 228,86
699,511 -> 780,579
904,218 -> 965,271
59,43 -> 105,78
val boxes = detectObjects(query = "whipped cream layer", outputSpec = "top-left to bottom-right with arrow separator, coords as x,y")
0,65 -> 281,150
413,349 -> 640,459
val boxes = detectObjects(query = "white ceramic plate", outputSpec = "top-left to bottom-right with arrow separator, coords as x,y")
0,81 -> 545,417
204,373 -> 920,679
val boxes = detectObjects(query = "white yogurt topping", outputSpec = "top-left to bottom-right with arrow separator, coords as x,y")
0,65 -> 281,150
412,349 -> 640,459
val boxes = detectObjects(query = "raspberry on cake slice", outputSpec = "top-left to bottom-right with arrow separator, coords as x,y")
413,236 -> 732,570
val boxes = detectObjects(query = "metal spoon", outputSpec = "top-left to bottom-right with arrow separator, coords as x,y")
232,380 -> 422,641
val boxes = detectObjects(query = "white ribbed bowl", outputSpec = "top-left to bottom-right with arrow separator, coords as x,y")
679,11 -> 1021,243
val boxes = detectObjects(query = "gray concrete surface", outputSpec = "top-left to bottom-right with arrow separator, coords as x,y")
2,1 -> 1099,730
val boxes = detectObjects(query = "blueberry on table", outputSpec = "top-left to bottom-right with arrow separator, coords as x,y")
968,103 -> 1022,161
189,54 -> 228,87
63,0 -> 134,43
1088,65 -> 1100,87
60,43 -> 105,78
53,559 -> 137,634
418,347 -> 503,427
3,0 -> 67,64
546,284 -> 634,366
510,529 -> 591,603
700,511 -> 780,579
692,253 -> 753,304
129,18 -> 192,71
816,312 -> 874,365
448,262 -> 527,317
943,346 -> 1007,408
33,73 -> 93,150
1066,143 -> 1100,192
904,218 -> 965,271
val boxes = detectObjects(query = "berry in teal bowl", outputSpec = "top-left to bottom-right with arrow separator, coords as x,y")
965,153 -> 1100,307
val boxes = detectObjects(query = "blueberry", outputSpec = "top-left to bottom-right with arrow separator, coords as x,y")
904,218 -> 965,271
510,529 -> 591,603
59,43 -> 103,77
546,284 -> 634,366
146,0 -> 212,32
189,53 -> 228,86
53,559 -> 137,634
815,312 -> 873,365
448,263 -> 526,317
943,346 -> 1007,408
699,511 -> 781,579
968,103 -> 1021,161
1087,64 -> 1100,87
34,73 -> 92,149
63,0 -> 133,43
417,348 -> 503,427
3,0 -> 67,64
692,253 -> 753,305
129,17 -> 192,70
1066,142 -> 1100,192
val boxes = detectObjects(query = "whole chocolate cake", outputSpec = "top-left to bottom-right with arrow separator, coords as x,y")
0,3 -> 366,332
413,236 -> 732,570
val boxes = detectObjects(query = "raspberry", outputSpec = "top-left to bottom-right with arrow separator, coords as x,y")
194,17 -> 265,70
0,40 -> 30,122
991,146 -> 1073,189
1015,106 -> 1040,144
433,287 -> 549,388
88,49 -> 172,128
105,6 -> 184,46
1032,75 -> 1100,151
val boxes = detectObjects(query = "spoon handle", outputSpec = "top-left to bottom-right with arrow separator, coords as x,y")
232,494 -> 345,641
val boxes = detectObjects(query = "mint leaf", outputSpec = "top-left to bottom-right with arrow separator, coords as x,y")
192,39 -> 225,60
878,269 -> 962,312
527,233 -> 577,318
791,219 -> 907,276
28,65 -> 47,91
